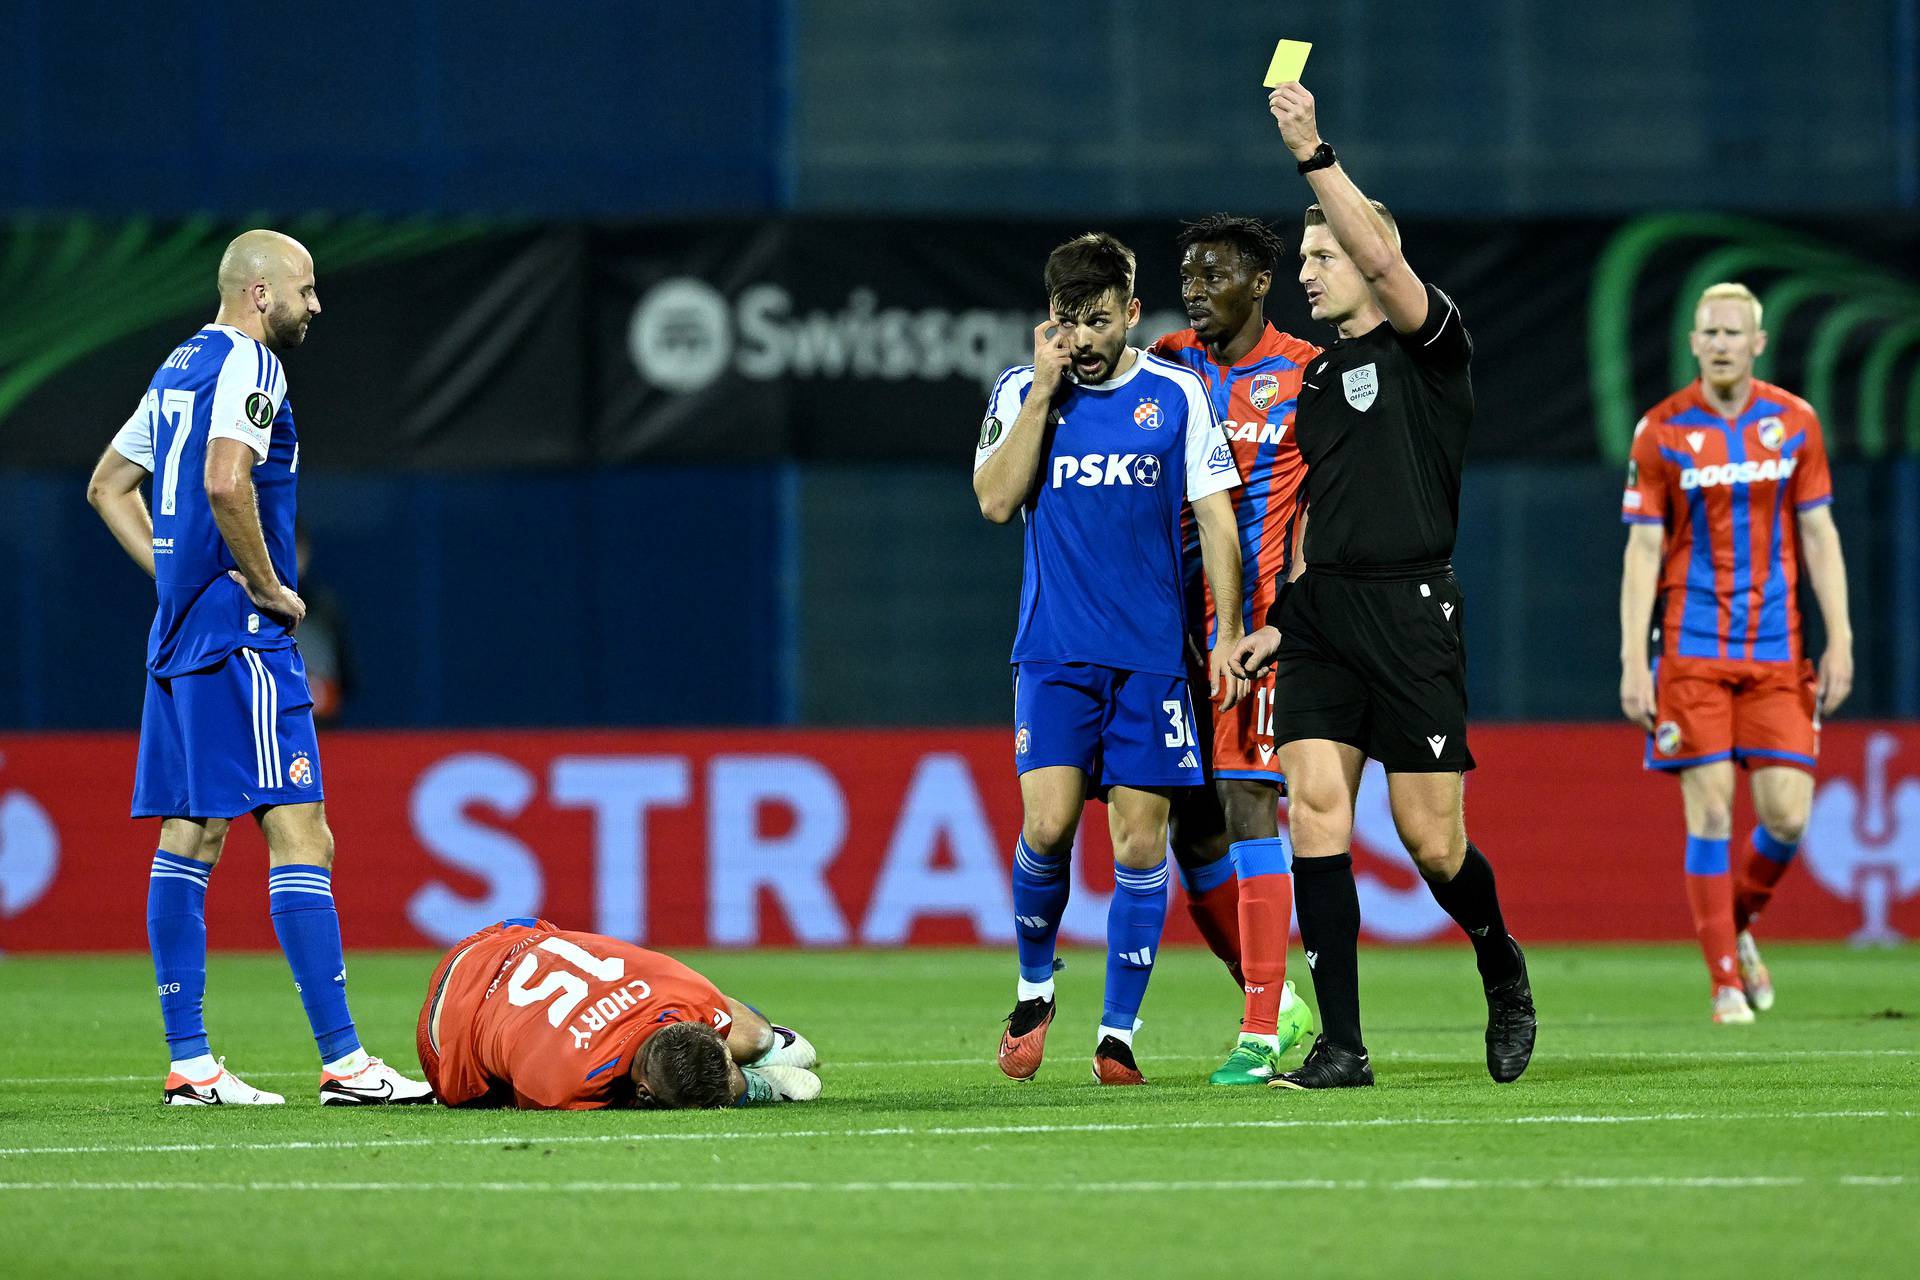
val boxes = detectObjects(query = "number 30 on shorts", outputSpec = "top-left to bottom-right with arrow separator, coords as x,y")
1161,700 -> 1197,748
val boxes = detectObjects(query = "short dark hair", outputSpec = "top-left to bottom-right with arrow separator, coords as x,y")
1304,200 -> 1400,246
1044,232 -> 1136,316
1176,214 -> 1288,275
639,1021 -> 733,1109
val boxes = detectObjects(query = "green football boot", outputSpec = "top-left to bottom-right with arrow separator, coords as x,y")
1208,982 -> 1315,1085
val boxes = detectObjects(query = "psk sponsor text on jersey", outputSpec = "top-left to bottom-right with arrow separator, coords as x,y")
1051,453 -> 1164,488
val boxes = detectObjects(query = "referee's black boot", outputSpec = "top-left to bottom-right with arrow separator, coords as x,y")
1484,940 -> 1537,1084
1269,1036 -> 1373,1091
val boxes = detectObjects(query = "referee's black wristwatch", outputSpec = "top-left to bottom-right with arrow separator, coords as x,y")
1296,142 -> 1337,174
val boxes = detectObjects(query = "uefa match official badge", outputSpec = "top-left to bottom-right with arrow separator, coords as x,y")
1342,363 -> 1377,412
1250,373 -> 1280,411
1133,398 -> 1162,430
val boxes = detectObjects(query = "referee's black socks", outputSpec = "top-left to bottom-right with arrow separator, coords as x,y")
1293,851 -> 1365,1053
1423,842 -> 1523,987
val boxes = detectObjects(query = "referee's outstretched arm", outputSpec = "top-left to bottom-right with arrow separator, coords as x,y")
1268,82 -> 1430,336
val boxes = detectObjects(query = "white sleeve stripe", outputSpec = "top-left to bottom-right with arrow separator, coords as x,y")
1422,290 -> 1459,347
987,364 -> 1032,409
243,339 -> 284,399
208,339 -> 276,461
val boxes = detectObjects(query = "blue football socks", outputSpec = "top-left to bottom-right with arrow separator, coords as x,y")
148,850 -> 213,1061
1101,856 -> 1170,1038
1012,835 -> 1071,988
267,863 -> 362,1064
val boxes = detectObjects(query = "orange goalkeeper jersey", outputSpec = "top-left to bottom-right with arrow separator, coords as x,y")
430,920 -> 733,1110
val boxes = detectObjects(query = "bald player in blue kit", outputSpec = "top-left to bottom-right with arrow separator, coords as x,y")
88,230 -> 433,1106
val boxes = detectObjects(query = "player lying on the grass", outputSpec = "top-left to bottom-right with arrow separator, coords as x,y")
419,918 -> 821,1109
87,230 -> 429,1108
1618,281 -> 1852,1024
1153,215 -> 1322,1086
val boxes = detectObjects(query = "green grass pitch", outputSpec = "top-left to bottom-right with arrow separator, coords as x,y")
2,943 -> 1915,1278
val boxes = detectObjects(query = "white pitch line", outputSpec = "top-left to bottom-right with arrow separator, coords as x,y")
0,1109 -> 1909,1160
0,1173 -> 1908,1195
7,1046 -> 1917,1086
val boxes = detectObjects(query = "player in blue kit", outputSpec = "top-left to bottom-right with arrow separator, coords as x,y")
974,233 -> 1248,1084
86,230 -> 431,1106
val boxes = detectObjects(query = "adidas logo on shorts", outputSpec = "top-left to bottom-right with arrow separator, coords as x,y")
1176,750 -> 1198,769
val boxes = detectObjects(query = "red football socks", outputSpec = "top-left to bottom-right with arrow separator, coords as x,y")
1734,831 -> 1797,932
1236,868 -> 1293,1036
1184,876 -> 1244,987
1685,873 -> 1740,992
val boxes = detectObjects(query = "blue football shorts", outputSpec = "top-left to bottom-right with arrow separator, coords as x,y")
1012,661 -> 1204,791
133,644 -> 325,819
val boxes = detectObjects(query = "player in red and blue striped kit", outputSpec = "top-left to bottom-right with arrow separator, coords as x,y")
1619,282 -> 1855,1023
1149,215 -> 1322,1085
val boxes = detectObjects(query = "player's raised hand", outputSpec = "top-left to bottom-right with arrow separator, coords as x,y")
1209,643 -> 1249,711
1817,645 -> 1853,717
1030,319 -> 1073,400
1267,83 -> 1322,163
1618,665 -> 1657,731
1230,625 -> 1281,681
228,569 -> 307,631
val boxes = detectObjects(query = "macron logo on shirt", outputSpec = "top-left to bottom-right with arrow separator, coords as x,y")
1052,453 -> 1161,489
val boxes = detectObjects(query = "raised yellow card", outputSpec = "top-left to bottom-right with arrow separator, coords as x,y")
1263,39 -> 1312,87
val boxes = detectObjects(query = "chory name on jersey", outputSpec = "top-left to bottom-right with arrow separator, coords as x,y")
1678,457 -> 1797,491
162,343 -> 203,372
565,978 -> 656,1050
1223,418 -> 1288,445
1053,452 -> 1163,489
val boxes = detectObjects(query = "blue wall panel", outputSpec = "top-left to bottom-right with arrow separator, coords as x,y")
0,470 -> 784,730
1,463 -> 1909,730
0,1 -> 788,216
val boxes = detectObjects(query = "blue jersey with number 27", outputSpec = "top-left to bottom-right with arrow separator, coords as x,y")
111,323 -> 300,678
974,349 -> 1239,678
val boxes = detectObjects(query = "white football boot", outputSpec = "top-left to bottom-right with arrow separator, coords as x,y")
163,1058 -> 285,1106
318,1053 -> 435,1105
1736,930 -> 1775,1012
758,1025 -> 818,1070
741,1064 -> 822,1103
1711,985 -> 1756,1025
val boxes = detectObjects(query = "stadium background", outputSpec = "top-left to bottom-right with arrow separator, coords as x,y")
1,0 -> 1916,952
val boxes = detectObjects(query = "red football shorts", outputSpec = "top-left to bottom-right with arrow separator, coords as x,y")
1201,660 -> 1283,783
1647,655 -> 1818,774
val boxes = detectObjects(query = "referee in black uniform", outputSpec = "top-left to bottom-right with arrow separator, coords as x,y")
1231,81 -> 1537,1089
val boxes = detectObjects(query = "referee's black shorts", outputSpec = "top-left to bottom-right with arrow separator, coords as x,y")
1271,567 -> 1475,773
